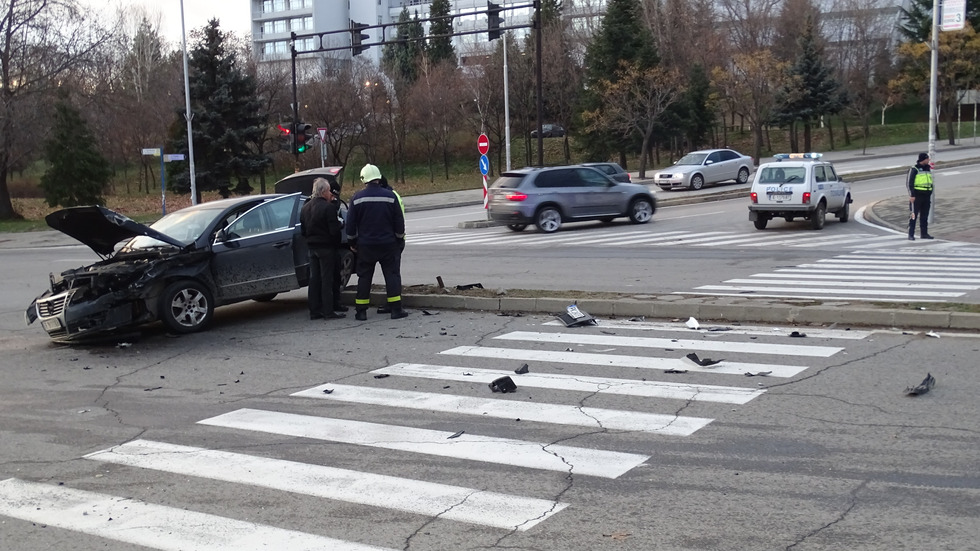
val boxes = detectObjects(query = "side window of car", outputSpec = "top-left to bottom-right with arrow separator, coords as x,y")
720,150 -> 738,162
814,166 -> 828,183
577,168 -> 609,188
825,165 -> 839,181
706,152 -> 721,164
266,197 -> 295,229
533,170 -> 559,189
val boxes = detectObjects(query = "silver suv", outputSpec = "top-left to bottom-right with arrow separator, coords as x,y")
487,165 -> 657,233
748,153 -> 852,230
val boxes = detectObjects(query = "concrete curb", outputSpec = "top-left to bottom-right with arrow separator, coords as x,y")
354,291 -> 980,331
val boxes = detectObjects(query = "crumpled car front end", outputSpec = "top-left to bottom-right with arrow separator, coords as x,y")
27,256 -> 168,343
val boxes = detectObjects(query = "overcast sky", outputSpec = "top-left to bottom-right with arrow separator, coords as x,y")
82,0 -> 252,45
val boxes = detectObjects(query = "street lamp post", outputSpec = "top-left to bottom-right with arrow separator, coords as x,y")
928,0 -> 939,159
180,0 -> 198,204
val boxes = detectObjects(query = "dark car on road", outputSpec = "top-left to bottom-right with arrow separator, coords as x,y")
530,124 -> 565,138
582,162 -> 631,183
26,194 -> 316,343
487,165 -> 656,233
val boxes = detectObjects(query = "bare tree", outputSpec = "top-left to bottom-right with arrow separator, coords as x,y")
582,62 -> 682,176
716,0 -> 782,54
0,0 -> 111,219
712,50 -> 789,162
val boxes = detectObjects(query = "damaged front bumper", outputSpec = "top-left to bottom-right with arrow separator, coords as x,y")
27,287 -> 152,343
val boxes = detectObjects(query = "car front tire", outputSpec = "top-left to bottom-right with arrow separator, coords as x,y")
160,280 -> 214,334
627,198 -> 654,224
689,174 -> 705,190
535,206 -> 562,233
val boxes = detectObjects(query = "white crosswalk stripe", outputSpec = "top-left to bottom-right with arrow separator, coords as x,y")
440,345 -> 810,377
199,408 -> 650,479
293,384 -> 714,435
685,249 -> 980,301
372,363 -> 766,403
1,319 -> 873,548
0,478 -> 397,551
86,440 -> 566,531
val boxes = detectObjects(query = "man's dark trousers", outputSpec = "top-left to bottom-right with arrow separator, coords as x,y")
308,247 -> 338,316
354,242 -> 402,305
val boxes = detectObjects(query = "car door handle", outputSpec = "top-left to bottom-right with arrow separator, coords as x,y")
274,241 -> 291,249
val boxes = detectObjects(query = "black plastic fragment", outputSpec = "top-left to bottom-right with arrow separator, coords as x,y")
489,376 -> 517,393
905,373 -> 935,396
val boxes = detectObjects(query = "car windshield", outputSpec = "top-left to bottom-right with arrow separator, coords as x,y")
675,153 -> 708,166
123,207 -> 226,250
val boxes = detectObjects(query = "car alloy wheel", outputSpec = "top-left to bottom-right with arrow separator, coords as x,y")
160,280 -> 214,334
535,206 -> 562,233
689,174 -> 705,190
628,198 -> 654,223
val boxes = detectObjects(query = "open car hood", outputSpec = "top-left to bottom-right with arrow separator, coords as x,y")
45,206 -> 185,256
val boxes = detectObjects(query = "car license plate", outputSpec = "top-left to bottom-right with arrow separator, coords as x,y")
41,318 -> 63,331
768,193 -> 791,201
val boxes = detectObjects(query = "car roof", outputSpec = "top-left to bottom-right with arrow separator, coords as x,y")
174,194 -> 283,213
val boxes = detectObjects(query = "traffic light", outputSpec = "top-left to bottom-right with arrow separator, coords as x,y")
277,123 -> 291,152
351,20 -> 369,56
487,2 -> 504,40
293,122 -> 313,154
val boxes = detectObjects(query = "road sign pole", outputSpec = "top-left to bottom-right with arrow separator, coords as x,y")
160,147 -> 166,215
478,133 -> 490,218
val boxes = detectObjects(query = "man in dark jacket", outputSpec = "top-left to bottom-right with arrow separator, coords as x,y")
300,177 -> 346,319
346,164 -> 408,320
907,152 -> 935,240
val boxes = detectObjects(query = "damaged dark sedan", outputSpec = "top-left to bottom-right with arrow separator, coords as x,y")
25,193 -> 339,343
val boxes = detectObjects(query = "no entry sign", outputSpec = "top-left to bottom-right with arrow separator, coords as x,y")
478,133 -> 489,155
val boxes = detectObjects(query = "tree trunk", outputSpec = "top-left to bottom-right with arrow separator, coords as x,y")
826,117 -> 835,151
803,121 -> 812,152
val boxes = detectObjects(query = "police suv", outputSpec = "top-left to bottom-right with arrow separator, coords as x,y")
747,153 -> 852,230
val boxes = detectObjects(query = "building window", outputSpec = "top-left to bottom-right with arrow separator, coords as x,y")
273,0 -> 285,12
263,1 -> 273,14
274,19 -> 287,33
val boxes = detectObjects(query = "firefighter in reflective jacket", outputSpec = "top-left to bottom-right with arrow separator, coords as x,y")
907,152 -> 934,240
346,164 -> 408,320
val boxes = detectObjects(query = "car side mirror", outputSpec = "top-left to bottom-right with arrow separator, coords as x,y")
215,228 -> 229,243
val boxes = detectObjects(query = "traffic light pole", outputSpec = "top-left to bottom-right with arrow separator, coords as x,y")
290,37 -> 300,171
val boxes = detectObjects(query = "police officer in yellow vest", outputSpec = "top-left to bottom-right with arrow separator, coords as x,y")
907,152 -> 934,241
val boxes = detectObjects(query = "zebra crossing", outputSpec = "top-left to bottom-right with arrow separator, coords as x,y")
0,319 -> 870,549
686,248 -> 980,302
406,227 -> 967,250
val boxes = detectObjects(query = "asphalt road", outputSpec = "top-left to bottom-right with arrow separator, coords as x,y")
1,302 -> 977,550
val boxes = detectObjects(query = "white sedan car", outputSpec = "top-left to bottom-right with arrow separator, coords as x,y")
654,148 -> 753,190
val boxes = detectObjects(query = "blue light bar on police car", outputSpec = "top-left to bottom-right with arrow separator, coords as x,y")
774,153 -> 822,161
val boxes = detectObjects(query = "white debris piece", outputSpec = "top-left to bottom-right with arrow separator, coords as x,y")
685,317 -> 700,330
926,331 -> 940,338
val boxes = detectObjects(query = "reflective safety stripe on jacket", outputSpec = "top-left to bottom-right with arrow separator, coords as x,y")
913,168 -> 934,191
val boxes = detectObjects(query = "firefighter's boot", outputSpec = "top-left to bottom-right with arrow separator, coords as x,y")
390,301 -> 408,320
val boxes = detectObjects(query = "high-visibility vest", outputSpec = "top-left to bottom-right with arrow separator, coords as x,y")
913,168 -> 934,191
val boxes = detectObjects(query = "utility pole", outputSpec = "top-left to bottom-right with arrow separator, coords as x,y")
179,0 -> 198,204
927,0 -> 939,159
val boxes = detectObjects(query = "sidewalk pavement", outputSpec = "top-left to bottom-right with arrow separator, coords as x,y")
8,141 -> 980,331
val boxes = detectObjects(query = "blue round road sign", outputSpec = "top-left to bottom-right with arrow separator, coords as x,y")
479,155 -> 490,175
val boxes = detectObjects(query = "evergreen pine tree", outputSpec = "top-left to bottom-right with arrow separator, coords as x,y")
169,19 -> 270,200
773,14 -> 844,151
427,0 -> 456,66
579,0 -> 659,161
383,8 -> 425,84
40,94 -> 111,208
